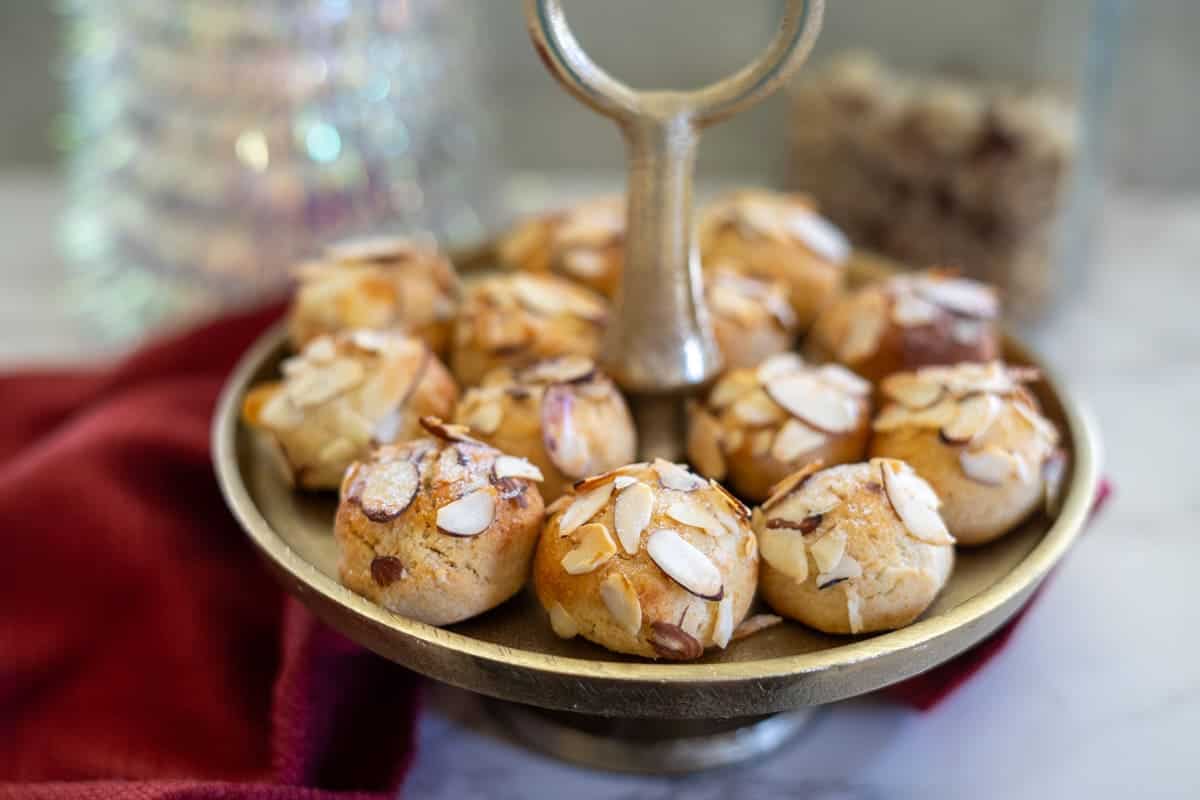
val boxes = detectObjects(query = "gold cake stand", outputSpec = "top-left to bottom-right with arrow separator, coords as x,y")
212,0 -> 1101,773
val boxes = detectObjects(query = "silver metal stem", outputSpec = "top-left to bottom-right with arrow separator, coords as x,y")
525,0 -> 825,394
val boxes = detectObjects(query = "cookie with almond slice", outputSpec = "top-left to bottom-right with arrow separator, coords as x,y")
687,353 -> 872,502
242,330 -> 457,490
869,361 -> 1061,544
532,461 -> 757,659
705,268 -> 801,371
287,236 -> 460,358
756,459 -> 955,635
334,417 -> 545,626
806,268 -> 1000,384
449,273 -> 608,386
699,190 -> 849,331
497,196 -> 625,299
452,356 -> 636,501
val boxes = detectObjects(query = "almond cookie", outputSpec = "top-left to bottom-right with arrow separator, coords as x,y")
706,268 -> 799,371
497,196 -> 624,299
242,330 -> 457,490
699,190 -> 849,330
869,361 -> 1063,545
450,273 -> 608,387
453,356 -> 636,502
687,353 -> 872,503
335,418 -> 545,626
756,459 -> 955,635
807,268 -> 1000,384
287,236 -> 459,358
533,460 -> 758,660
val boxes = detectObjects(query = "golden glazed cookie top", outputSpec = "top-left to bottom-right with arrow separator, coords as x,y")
755,459 -> 954,633
705,268 -> 798,335
825,269 -> 999,365
341,417 -> 545,535
457,356 -> 635,481
498,196 -> 625,293
873,361 -> 1061,487
699,189 -> 851,265
454,273 -> 607,358
289,236 -> 459,346
691,353 -> 872,477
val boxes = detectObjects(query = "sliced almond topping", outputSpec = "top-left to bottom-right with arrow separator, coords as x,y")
600,573 -> 642,635
666,499 -> 727,538
846,585 -> 865,634
771,418 -> 827,463
816,363 -> 872,396
710,479 -> 751,520
915,277 -> 999,319
712,595 -> 735,649
940,393 -> 1002,444
436,488 -> 497,536
761,460 -> 824,511
462,399 -> 504,435
766,372 -> 860,433
751,429 -> 774,456
817,553 -> 863,589
648,622 -> 704,661
759,528 -> 808,582
891,293 -> 939,327
548,602 -> 579,639
731,614 -> 783,641
880,461 -> 954,545
1014,399 -> 1060,442
304,336 -> 338,362
756,352 -> 806,384
731,389 -> 785,426
1043,449 -> 1068,515
287,358 -> 365,407
420,416 -> 478,443
318,437 -> 358,465
493,455 -> 544,482
613,475 -> 638,490
326,235 -> 420,263
522,355 -> 596,385
873,398 -> 959,433
809,527 -> 847,574
542,384 -> 593,479
708,374 -> 752,409
358,459 -> 419,522
613,481 -> 654,554
256,389 -> 305,431
687,405 -> 727,480
561,249 -> 607,279
557,481 -> 615,536
840,302 -> 884,362
960,446 -> 1023,487
545,494 -> 573,515
646,529 -> 724,600
560,522 -> 618,575
572,470 -> 619,493
786,209 -> 851,264
722,427 -> 745,453
652,458 -> 708,492
881,372 -> 945,409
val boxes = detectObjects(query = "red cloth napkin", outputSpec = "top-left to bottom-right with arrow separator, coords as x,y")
0,305 -> 1108,796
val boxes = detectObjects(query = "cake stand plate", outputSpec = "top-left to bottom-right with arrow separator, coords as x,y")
212,287 -> 1100,772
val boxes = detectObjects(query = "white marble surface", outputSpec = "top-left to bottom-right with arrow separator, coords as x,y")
3,173 -> 1196,798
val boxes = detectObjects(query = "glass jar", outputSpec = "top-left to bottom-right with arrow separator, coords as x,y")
59,0 -> 498,342
787,0 -> 1124,320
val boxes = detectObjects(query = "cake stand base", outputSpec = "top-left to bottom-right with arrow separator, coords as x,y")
487,701 -> 816,774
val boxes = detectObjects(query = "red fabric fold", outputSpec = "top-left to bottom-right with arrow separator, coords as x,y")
0,305 -> 418,800
0,304 -> 1107,796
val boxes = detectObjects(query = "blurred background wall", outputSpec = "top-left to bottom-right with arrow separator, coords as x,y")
0,0 -> 1193,188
